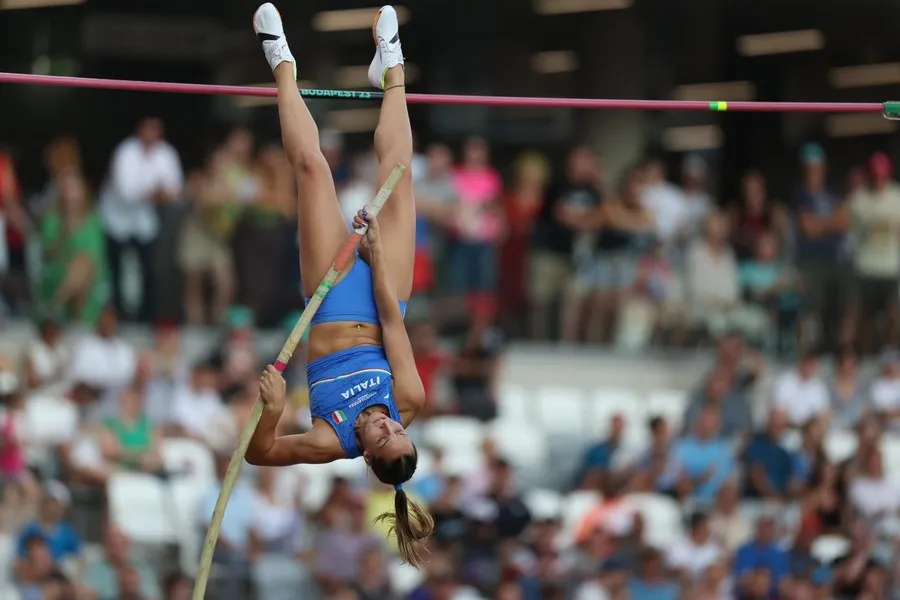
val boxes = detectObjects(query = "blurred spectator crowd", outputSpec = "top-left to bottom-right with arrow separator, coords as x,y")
4,118 -> 900,356
2,117 -> 900,599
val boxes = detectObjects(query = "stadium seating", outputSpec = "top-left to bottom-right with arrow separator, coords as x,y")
161,437 -> 216,484
107,473 -> 178,545
24,395 -> 79,445
627,493 -> 684,549
536,387 -> 587,436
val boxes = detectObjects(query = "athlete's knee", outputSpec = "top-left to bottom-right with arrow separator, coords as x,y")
288,144 -> 330,178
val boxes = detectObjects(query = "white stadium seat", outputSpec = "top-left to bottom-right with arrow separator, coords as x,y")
329,456 -> 369,482
824,429 -> 858,463
587,387 -> 650,450
442,451 -> 484,478
536,387 -> 587,435
627,493 -> 684,549
811,535 -> 850,564
25,395 -> 79,445
488,419 -> 548,469
644,389 -> 689,430
497,384 -> 530,423
524,488 -> 563,521
587,387 -> 643,438
881,435 -> 900,481
169,478 -> 208,575
280,463 -> 333,512
780,429 -> 802,452
422,416 -> 486,456
390,561 -> 425,596
414,447 -> 436,479
561,490 -> 601,537
161,437 -> 215,484
108,473 -> 178,544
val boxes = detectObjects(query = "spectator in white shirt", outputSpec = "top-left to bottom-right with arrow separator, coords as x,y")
666,511 -> 723,579
169,361 -> 227,445
98,118 -> 183,322
772,349 -> 830,427
870,351 -> 900,431
68,305 -> 137,397
847,152 -> 900,351
24,314 -> 69,393
641,159 -> 687,248
686,212 -> 765,339
848,447 -> 900,520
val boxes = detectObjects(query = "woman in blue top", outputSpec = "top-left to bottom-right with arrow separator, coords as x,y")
246,3 -> 432,566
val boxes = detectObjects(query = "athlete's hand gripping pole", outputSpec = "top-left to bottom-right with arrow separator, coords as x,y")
191,164 -> 407,600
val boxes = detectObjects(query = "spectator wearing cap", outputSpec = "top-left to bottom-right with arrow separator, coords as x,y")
847,151 -> 900,351
733,512 -> 790,594
792,143 -> 849,352
24,312 -> 69,393
771,349 -> 830,427
15,481 -> 82,565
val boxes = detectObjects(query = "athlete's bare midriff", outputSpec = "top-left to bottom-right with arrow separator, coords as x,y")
307,321 -> 385,362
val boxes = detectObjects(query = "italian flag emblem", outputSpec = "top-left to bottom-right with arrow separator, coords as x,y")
332,410 -> 347,424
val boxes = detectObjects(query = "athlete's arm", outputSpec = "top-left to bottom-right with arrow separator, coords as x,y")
355,211 -> 426,423
246,366 -> 344,466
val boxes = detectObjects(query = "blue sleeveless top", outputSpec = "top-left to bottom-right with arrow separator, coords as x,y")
307,345 -> 403,458
305,255 -> 408,326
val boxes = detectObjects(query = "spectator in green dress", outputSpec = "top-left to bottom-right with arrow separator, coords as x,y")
38,168 -> 109,325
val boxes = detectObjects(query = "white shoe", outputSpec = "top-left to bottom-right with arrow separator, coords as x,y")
367,6 -> 404,90
253,3 -> 297,79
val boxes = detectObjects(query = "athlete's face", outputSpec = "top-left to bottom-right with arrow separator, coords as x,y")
360,411 -> 413,463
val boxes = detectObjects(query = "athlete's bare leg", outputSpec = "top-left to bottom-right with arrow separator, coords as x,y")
255,3 -> 348,297
368,6 -> 415,301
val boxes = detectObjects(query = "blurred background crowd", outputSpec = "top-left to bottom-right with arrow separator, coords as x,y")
5,0 -> 900,599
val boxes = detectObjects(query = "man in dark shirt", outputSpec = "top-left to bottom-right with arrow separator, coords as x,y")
742,409 -> 801,499
792,143 -> 849,351
529,146 -> 603,340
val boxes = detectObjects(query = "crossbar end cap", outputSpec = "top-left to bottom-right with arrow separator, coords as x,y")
883,101 -> 900,120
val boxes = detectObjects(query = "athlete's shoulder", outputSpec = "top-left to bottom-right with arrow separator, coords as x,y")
296,422 -> 348,463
